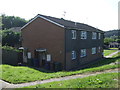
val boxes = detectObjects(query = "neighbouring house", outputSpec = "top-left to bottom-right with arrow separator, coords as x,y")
21,14 -> 104,71
109,42 -> 120,48
9,27 -> 21,32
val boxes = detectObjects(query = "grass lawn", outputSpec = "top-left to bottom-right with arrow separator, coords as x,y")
22,72 -> 119,88
112,52 -> 120,58
109,48 -> 118,50
104,49 -> 118,56
0,55 -> 120,84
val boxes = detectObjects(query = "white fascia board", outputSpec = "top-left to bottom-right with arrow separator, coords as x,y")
20,15 -> 39,30
21,15 -> 64,30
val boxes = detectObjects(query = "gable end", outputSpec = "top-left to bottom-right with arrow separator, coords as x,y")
21,15 -> 64,30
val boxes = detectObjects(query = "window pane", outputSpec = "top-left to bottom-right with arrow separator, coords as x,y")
72,51 -> 76,59
81,31 -> 87,39
81,49 -> 86,57
72,30 -> 76,39
99,33 -> 101,39
92,47 -> 96,54
92,32 -> 96,39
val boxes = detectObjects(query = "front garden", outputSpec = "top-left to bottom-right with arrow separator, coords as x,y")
0,53 -> 119,84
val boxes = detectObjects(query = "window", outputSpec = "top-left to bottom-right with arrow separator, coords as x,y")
72,51 -> 76,60
72,30 -> 76,39
92,32 -> 97,39
98,33 -> 101,39
92,47 -> 96,54
27,52 -> 31,59
98,47 -> 101,52
80,49 -> 86,57
47,54 -> 51,61
81,31 -> 87,39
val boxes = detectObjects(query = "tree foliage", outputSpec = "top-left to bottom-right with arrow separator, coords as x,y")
1,30 -> 21,46
1,14 -> 27,30
104,29 -> 120,38
0,45 -> 21,52
104,38 -> 114,45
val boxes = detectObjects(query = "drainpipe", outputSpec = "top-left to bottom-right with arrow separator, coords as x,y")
64,28 -> 66,70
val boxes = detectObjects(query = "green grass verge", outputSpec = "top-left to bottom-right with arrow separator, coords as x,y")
0,56 -> 119,84
22,72 -> 119,88
112,52 -> 120,58
109,48 -> 118,50
104,49 -> 118,56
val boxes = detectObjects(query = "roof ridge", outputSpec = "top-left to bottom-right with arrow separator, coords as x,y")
38,14 -> 100,30
21,14 -> 103,32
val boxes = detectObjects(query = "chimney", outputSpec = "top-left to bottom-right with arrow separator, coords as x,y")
75,22 -> 77,26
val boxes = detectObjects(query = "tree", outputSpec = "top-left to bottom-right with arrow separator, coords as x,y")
0,16 -> 2,29
1,14 -> 27,30
2,30 -> 21,46
104,38 -> 114,45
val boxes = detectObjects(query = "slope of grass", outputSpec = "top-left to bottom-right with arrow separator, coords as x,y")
0,56 -> 119,84
1,51 -> 119,84
90,56 -> 120,68
23,72 -> 119,88
104,49 -> 118,56
109,48 -> 118,50
112,52 -> 120,58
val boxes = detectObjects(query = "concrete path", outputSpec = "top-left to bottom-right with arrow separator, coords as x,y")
104,50 -> 120,58
1,68 -> 119,88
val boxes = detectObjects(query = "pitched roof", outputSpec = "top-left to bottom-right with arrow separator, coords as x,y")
21,14 -> 104,33
38,14 -> 104,33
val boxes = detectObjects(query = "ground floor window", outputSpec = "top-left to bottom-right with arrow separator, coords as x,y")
47,54 -> 51,61
27,52 -> 31,59
80,49 -> 86,57
92,47 -> 96,54
98,47 -> 101,52
23,48 -> 28,63
72,51 -> 76,60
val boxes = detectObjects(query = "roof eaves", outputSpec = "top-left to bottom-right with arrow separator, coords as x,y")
20,15 -> 38,30
66,27 -> 104,33
20,15 -> 39,30
20,14 -> 64,30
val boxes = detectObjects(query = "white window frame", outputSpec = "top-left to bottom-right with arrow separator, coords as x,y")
98,33 -> 101,39
72,30 -> 76,39
92,32 -> 97,39
72,51 -> 76,60
47,54 -> 51,61
81,31 -> 87,39
92,47 -> 96,54
80,49 -> 86,57
27,52 -> 31,59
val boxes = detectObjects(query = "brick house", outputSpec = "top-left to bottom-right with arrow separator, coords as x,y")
21,14 -> 104,71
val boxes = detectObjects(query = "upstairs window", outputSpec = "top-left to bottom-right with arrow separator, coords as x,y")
72,30 -> 76,39
80,49 -> 86,57
92,47 -> 96,54
72,51 -> 76,60
98,33 -> 101,39
92,32 -> 97,39
81,31 -> 87,39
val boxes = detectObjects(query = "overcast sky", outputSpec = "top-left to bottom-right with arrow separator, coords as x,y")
0,0 -> 119,31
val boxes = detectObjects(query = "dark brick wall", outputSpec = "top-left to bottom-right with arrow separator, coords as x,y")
65,29 -> 104,70
22,17 -> 65,68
